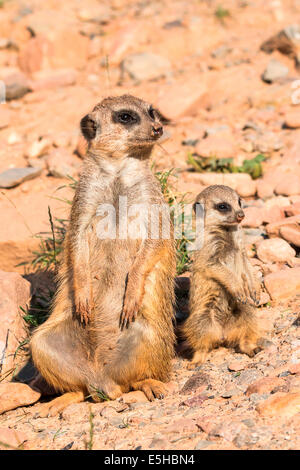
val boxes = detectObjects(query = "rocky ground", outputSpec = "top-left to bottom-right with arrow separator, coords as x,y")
0,0 -> 300,451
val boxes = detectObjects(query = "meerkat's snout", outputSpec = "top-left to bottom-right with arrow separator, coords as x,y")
151,123 -> 163,139
236,210 -> 245,223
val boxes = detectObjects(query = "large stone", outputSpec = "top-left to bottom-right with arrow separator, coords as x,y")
246,377 -> 286,396
121,52 -> 171,82
31,69 -> 77,91
195,132 -> 237,159
0,167 -> 42,189
3,73 -> 31,101
262,59 -> 289,83
0,271 -> 30,380
46,149 -> 81,179
256,238 -> 296,264
275,175 -> 300,196
256,392 -> 300,418
156,79 -> 208,120
0,383 -> 40,414
266,214 -> 300,236
284,111 -> 300,129
264,267 -> 300,300
280,224 -> 300,247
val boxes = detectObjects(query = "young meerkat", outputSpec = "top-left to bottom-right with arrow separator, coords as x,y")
182,185 -> 262,367
31,95 -> 176,416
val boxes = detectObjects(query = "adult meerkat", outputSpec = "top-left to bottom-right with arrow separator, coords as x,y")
31,95 -> 176,416
182,185 -> 262,367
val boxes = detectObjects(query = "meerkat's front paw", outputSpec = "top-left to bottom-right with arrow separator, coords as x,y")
241,274 -> 260,306
120,287 -> 143,330
74,289 -> 93,325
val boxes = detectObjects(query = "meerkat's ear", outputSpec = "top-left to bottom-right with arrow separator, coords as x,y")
80,114 -> 98,141
193,197 -> 204,214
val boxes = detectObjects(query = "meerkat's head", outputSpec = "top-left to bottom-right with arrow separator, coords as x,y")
194,185 -> 245,228
80,95 -> 164,159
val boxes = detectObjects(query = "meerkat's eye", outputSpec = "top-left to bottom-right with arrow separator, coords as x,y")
215,202 -> 231,212
238,198 -> 242,207
113,110 -> 140,126
148,106 -> 155,120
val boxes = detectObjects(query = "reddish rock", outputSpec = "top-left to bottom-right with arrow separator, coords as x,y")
196,416 -> 214,434
18,36 -> 53,74
246,377 -> 285,396
181,395 -> 209,407
242,207 -> 264,228
284,111 -> 300,129
236,180 -> 257,198
256,180 -> 274,199
165,418 -> 198,434
280,225 -> 300,247
264,268 -> 300,300
0,271 -> 30,379
31,69 -> 77,91
262,206 -> 285,224
256,238 -> 295,264
275,175 -> 300,196
195,133 -> 237,159
283,202 -> 300,217
256,392 -> 300,418
228,361 -> 247,372
266,215 -> 300,236
0,428 -> 28,450
120,391 -> 148,404
46,149 -> 81,178
0,383 -> 40,414
156,80 -> 208,120
22,27 -> 89,72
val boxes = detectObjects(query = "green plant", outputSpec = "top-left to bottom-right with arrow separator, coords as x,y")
154,167 -> 192,274
86,408 -> 95,451
215,5 -> 230,20
187,153 -> 266,180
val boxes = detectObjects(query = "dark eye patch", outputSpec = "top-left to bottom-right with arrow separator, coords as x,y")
238,198 -> 242,207
215,202 -> 232,212
112,109 -> 140,126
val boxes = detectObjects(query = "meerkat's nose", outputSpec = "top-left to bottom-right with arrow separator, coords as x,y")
151,125 -> 163,139
236,210 -> 245,222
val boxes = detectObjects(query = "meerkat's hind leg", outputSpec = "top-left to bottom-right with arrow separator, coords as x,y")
36,391 -> 85,418
186,312 -> 223,369
131,379 -> 167,401
225,304 -> 262,357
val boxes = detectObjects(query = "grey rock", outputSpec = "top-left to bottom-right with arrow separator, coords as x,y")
194,440 -> 213,449
262,59 -> 289,83
121,52 -> 171,82
249,393 -> 270,404
4,74 -> 31,101
0,167 -> 42,188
